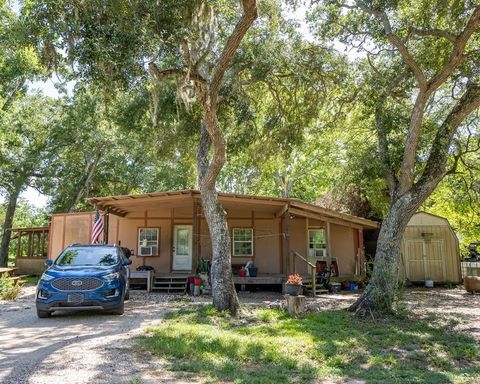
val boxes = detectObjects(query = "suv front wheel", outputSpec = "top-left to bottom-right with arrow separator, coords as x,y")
110,300 -> 124,315
37,308 -> 51,318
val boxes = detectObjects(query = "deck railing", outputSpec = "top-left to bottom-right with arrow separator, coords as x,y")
292,251 -> 316,296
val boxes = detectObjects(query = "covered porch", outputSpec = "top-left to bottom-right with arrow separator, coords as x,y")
86,190 -> 379,294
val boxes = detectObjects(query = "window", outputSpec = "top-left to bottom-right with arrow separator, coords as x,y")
55,246 -> 118,266
233,228 -> 253,256
138,228 -> 159,256
308,229 -> 327,257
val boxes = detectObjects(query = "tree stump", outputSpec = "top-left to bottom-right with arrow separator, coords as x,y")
284,294 -> 306,318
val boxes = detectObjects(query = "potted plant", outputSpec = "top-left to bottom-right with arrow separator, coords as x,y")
285,273 -> 303,296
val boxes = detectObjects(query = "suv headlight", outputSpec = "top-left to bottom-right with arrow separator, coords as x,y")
40,272 -> 55,282
103,272 -> 120,281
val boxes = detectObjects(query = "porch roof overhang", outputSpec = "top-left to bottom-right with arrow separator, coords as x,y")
87,189 -> 379,230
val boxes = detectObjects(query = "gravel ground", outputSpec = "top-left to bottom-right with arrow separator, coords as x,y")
0,286 -> 203,384
0,285 -> 478,384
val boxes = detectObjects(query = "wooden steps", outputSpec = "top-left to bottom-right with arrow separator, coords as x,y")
302,277 -> 328,295
152,275 -> 188,294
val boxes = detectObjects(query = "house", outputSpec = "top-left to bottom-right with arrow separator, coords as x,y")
47,190 -> 379,288
400,212 -> 461,283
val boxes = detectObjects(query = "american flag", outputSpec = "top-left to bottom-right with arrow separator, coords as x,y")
91,210 -> 104,244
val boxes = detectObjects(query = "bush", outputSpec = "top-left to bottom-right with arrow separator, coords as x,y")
0,273 -> 22,301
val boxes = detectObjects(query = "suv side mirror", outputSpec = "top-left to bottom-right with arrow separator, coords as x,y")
123,259 -> 132,266
44,259 -> 53,267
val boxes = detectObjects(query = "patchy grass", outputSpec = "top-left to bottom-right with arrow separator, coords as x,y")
137,305 -> 480,384
23,275 -> 40,285
0,273 -> 22,300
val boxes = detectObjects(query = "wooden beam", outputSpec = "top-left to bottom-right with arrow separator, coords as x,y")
290,201 -> 378,228
97,205 -> 127,217
218,196 -> 285,207
288,208 -> 363,229
275,204 -> 289,218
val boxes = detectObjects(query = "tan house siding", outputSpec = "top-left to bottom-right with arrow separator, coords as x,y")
330,224 -> 356,275
47,192 -> 379,279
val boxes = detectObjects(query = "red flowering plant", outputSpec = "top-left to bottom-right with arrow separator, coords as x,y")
286,273 -> 302,285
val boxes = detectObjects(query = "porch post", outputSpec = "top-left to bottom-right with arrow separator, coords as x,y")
284,213 -> 291,274
28,231 -> 33,257
17,231 -> 21,258
192,199 -> 199,273
326,221 -> 332,269
104,208 -> 110,244
358,228 -> 364,275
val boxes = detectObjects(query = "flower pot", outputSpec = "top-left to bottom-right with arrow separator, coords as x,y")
285,283 -> 303,296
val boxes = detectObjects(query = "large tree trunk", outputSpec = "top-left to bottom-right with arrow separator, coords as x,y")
0,188 -> 21,267
197,123 -> 240,315
350,194 -> 420,314
351,82 -> 480,314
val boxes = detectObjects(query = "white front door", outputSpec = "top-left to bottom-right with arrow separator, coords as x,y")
172,225 -> 193,271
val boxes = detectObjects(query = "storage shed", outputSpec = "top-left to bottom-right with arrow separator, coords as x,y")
400,212 -> 461,283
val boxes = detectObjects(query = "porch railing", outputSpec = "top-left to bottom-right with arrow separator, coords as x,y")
292,251 -> 316,297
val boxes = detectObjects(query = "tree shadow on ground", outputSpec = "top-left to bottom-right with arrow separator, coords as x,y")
139,305 -> 480,384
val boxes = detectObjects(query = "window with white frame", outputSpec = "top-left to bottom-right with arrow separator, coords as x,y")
138,228 -> 159,256
308,229 -> 327,257
233,228 -> 253,256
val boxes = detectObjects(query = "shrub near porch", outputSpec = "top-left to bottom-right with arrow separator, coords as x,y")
137,305 -> 479,384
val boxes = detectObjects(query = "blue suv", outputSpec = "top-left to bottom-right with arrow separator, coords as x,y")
36,244 -> 132,318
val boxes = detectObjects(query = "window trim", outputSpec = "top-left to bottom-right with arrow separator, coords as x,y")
308,228 -> 327,258
232,227 -> 254,257
137,227 -> 160,257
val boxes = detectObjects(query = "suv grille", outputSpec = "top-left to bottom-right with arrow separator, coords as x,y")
51,277 -> 104,291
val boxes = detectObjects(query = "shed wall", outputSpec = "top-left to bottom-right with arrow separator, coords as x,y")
400,218 -> 461,283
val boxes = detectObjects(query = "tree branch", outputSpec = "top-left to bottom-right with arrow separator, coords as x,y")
2,77 -> 26,112
427,5 -> 480,92
408,27 -> 456,43
417,82 -> 480,188
354,1 -> 427,90
148,63 -> 206,84
209,0 -> 258,104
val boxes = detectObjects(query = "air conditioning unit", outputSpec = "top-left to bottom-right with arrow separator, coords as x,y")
315,248 -> 327,258
140,246 -> 153,256
308,248 -> 327,258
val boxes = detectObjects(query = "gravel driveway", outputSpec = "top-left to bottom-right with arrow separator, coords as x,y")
0,285 -> 181,384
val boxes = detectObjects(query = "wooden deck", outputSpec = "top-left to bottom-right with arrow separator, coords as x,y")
232,274 -> 285,285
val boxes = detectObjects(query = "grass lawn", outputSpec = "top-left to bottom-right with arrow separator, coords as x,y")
137,305 -> 479,384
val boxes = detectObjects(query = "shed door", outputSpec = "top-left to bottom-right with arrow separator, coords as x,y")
405,239 -> 446,282
424,240 -> 446,282
405,240 -> 425,281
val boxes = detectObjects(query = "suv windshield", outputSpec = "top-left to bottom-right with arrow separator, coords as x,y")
55,246 -> 118,266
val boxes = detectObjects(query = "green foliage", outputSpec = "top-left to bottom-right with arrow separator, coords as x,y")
138,305 -> 480,383
0,273 -> 22,300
